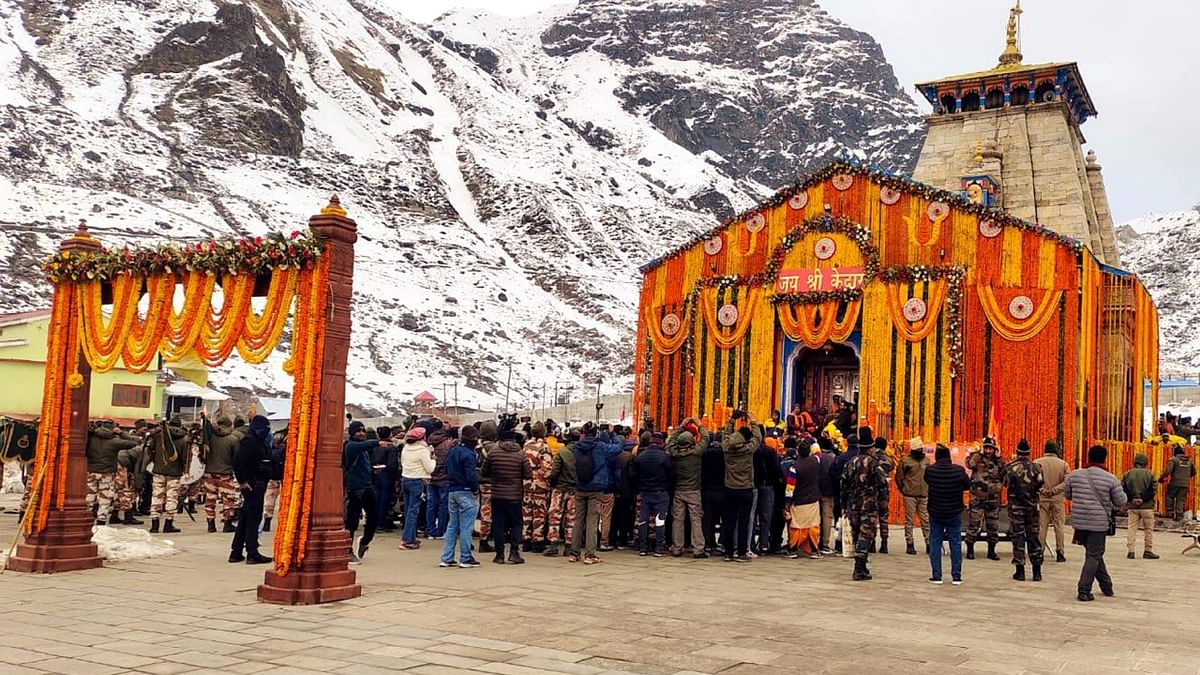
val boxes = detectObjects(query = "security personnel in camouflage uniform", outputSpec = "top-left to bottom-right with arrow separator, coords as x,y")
545,430 -> 578,558
476,420 -> 498,553
148,415 -> 190,533
873,437 -> 895,554
1003,439 -> 1045,581
1161,446 -> 1196,520
841,434 -> 889,580
85,420 -> 139,526
522,422 -> 554,552
965,436 -> 1004,560
203,416 -> 242,533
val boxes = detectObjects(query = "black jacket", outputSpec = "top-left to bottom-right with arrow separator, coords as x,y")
631,444 -> 674,493
233,434 -> 272,484
753,445 -> 783,489
818,449 -> 839,497
700,441 -> 726,492
923,458 -> 971,518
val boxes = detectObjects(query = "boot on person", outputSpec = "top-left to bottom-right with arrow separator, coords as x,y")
1032,564 -> 1042,581
878,537 -> 888,555
966,543 -> 975,560
207,518 -> 217,533
262,517 -> 272,532
1056,549 -> 1066,563
508,549 -> 525,565
906,542 -> 916,555
162,519 -> 181,534
852,558 -> 870,581
1012,564 -> 1025,581
543,543 -> 560,557
223,520 -> 236,533
123,512 -> 143,525
492,544 -> 505,564
149,518 -> 160,533
986,542 -> 1000,560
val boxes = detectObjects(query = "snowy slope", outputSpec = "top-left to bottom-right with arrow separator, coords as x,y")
1117,207 -> 1200,374
0,0 -> 923,414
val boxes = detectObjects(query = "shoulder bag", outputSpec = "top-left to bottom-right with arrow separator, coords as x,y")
1082,467 -> 1117,538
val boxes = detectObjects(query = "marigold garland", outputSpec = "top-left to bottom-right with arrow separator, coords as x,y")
21,285 -> 77,535
699,287 -> 760,349
643,302 -> 690,355
273,254 -> 330,576
778,300 -> 860,348
885,280 -> 949,343
978,285 -> 1062,342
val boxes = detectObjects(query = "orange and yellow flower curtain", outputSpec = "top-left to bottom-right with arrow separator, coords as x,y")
76,268 -> 300,373
859,279 -> 955,444
635,162 -> 1159,462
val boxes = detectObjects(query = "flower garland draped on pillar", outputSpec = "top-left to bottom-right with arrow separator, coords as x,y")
777,300 -> 860,349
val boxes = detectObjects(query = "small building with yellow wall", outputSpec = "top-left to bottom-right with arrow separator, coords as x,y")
0,310 -> 206,424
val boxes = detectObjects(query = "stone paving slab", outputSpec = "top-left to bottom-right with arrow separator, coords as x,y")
2,508 -> 1200,674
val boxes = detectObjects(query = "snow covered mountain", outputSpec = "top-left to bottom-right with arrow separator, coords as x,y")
1117,207 -> 1200,375
0,0 -> 922,414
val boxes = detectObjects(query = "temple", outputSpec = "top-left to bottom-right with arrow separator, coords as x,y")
632,4 -> 1157,466
912,1 -> 1120,265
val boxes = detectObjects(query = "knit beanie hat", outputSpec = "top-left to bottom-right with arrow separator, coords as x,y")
406,427 -> 427,442
348,420 -> 366,436
1016,439 -> 1031,456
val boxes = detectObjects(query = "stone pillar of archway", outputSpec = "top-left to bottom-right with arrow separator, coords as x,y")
7,222 -> 103,573
258,196 -> 361,604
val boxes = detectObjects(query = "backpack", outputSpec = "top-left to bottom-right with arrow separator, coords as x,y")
576,444 -> 597,487
269,443 -> 286,481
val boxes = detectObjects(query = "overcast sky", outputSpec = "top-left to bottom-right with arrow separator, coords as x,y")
395,1 -> 1197,223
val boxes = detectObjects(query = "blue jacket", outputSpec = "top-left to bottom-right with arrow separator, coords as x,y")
574,432 -> 623,493
446,442 -> 478,493
343,439 -> 378,492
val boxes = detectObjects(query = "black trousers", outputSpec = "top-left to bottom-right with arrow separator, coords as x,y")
613,495 -> 636,547
720,488 -> 754,557
702,489 -> 725,549
492,498 -> 522,553
345,487 -> 378,549
1078,530 -> 1113,594
232,479 -> 266,557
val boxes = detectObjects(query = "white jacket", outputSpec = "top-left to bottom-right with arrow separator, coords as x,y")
401,440 -> 436,480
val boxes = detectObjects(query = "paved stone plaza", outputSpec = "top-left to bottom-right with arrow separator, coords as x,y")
1,511 -> 1198,675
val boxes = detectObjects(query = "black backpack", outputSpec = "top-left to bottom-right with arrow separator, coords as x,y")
576,444 -> 597,487
268,442 -> 286,481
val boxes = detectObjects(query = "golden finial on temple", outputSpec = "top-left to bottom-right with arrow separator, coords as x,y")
974,142 -> 985,165
998,0 -> 1023,67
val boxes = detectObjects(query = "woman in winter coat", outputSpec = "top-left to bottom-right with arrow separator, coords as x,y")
1064,444 -> 1127,602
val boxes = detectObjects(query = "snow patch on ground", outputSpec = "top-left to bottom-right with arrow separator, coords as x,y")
92,526 -> 179,562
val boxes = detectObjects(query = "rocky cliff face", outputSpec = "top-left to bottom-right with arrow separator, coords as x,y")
0,0 -> 923,413
1117,207 -> 1200,375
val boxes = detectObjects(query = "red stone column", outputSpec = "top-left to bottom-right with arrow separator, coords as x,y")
258,197 -> 361,604
8,223 -> 103,573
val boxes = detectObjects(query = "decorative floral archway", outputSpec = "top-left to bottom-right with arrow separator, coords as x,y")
9,197 -> 360,605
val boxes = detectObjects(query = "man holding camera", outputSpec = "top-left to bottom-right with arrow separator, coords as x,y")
721,410 -> 762,563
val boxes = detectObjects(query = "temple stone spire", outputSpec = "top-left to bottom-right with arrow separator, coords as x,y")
910,2 -> 1120,265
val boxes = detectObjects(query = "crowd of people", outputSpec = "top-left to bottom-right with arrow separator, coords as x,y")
17,400 -> 1191,604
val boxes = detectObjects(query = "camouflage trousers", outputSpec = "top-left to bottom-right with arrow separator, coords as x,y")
203,473 -> 241,521
149,474 -> 182,519
86,472 -> 117,521
546,489 -> 576,546
264,480 -> 280,518
1008,503 -> 1043,566
523,489 -> 551,543
478,485 -> 492,538
965,494 -> 1000,546
115,467 -> 138,512
848,503 -> 879,561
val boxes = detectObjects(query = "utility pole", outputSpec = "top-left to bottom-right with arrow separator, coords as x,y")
594,378 -> 604,425
453,383 -> 459,415
442,383 -> 448,418
503,362 -> 512,413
